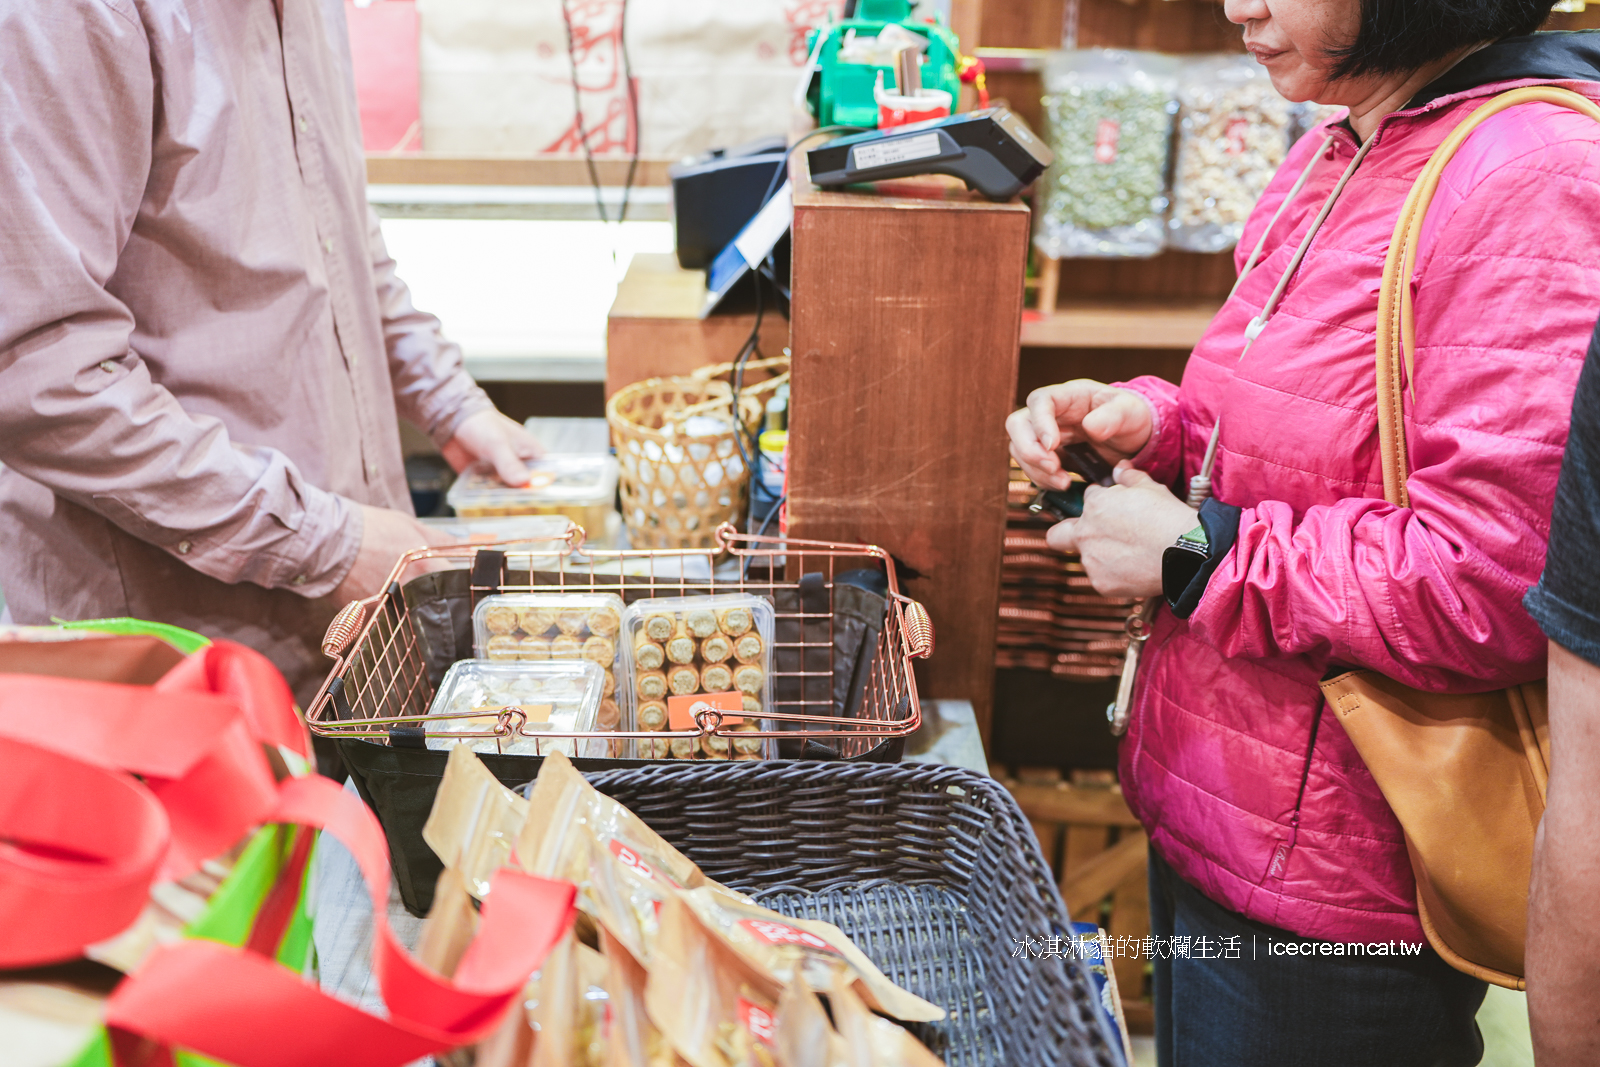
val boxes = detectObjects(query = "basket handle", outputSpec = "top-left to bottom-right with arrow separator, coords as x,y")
901,600 -> 935,659
690,354 -> 790,384
322,600 -> 367,659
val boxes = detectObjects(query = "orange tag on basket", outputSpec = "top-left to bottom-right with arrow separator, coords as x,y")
666,691 -> 744,731
472,703 -> 552,724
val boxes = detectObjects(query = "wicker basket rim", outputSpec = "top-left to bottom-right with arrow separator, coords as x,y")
606,375 -> 760,445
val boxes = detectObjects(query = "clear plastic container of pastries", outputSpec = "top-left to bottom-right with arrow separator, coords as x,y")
620,593 -> 775,760
445,454 -> 619,536
424,658 -> 604,757
472,592 -> 629,756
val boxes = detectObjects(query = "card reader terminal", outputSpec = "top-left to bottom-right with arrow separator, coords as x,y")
805,107 -> 1053,201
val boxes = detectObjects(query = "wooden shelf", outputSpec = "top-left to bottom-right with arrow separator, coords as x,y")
1020,299 -> 1220,349
365,154 -> 674,187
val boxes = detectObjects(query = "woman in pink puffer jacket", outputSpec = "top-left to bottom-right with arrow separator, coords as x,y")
1008,3 -> 1600,1065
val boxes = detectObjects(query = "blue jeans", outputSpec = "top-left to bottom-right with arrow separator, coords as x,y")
1148,848 -> 1487,1067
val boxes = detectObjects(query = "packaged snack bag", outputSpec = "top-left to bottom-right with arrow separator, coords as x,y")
773,980 -> 845,1067
1034,49 -> 1180,258
415,866 -> 481,979
422,744 -> 530,897
518,751 -> 716,962
676,887 -> 944,1024
525,930 -> 612,1067
644,893 -> 782,1067
600,928 -> 682,1067
827,967 -> 945,1067
1167,53 -> 1292,253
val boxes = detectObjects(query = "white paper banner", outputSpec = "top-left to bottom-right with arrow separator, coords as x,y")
415,0 -> 844,157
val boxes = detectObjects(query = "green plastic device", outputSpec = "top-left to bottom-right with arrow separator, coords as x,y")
805,1 -> 962,129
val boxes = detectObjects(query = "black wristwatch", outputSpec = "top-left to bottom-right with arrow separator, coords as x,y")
1162,523 -> 1210,611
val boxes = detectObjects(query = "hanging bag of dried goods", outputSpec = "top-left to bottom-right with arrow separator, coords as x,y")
1034,49 -> 1179,259
1166,54 -> 1292,253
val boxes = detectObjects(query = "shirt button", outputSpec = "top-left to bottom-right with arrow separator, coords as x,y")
176,540 -> 192,555
298,116 -> 308,132
98,360 -> 116,373
367,462 -> 380,477
323,238 -> 334,254
292,575 -> 307,587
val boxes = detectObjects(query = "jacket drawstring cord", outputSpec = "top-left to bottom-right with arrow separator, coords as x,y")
1188,132 -> 1376,507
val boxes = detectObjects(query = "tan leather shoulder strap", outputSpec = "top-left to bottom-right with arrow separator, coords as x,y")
1376,86 -> 1600,507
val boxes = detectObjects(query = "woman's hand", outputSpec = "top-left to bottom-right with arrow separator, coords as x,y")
1048,463 -> 1198,599
442,409 -> 544,487
1006,380 -> 1155,490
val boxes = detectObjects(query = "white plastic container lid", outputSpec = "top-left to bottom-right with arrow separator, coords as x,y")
446,454 -> 620,514
425,658 -> 604,757
418,514 -> 573,545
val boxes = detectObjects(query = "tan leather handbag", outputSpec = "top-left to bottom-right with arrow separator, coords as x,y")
1321,86 -> 1600,989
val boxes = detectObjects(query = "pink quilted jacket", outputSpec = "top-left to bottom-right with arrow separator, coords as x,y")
1118,57 -> 1600,943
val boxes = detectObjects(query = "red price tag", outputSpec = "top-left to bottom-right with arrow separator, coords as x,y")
739,998 -> 777,1046
1225,117 -> 1249,155
738,918 -> 838,954
1094,119 -> 1120,164
607,837 -> 680,887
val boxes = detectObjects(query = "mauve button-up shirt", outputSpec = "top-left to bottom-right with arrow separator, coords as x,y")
0,0 -> 491,697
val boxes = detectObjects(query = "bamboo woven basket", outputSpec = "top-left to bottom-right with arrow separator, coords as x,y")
606,357 -> 788,549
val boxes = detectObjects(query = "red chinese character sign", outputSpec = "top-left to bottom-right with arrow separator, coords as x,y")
544,0 -> 636,155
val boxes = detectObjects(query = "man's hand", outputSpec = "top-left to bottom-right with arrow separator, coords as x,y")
442,409 -> 543,487
329,504 -> 456,605
1046,463 -> 1197,599
1006,380 -> 1155,491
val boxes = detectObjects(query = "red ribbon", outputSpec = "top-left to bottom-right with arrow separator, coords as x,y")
103,775 -> 575,1067
0,640 -> 575,1065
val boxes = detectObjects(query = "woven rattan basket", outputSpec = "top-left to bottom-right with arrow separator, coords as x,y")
607,358 -> 787,550
577,760 -> 1125,1067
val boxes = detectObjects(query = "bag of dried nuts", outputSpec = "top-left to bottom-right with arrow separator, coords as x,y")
1034,49 -> 1179,259
1167,54 -> 1292,253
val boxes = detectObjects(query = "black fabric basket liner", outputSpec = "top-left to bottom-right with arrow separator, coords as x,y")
337,566 -> 909,914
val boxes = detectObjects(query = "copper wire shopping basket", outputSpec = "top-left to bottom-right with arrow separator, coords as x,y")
305,523 -> 934,759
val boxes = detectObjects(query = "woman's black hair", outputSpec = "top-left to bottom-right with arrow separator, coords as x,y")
1328,0 -> 1559,79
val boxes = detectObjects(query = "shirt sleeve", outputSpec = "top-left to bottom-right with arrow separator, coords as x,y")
366,207 -> 494,447
1525,325 -> 1600,667
0,0 -> 360,598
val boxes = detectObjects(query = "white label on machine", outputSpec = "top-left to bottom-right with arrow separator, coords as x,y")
734,181 -> 793,269
852,131 -> 942,170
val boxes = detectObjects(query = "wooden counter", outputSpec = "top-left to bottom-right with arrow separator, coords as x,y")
786,176 -> 1031,741
605,253 -> 790,397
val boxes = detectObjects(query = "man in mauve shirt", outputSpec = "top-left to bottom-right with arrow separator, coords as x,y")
0,1 -> 538,722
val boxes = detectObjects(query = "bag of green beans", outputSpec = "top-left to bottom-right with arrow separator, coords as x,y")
1034,49 -> 1179,259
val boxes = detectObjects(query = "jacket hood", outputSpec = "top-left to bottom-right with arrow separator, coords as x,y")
1410,29 -> 1600,108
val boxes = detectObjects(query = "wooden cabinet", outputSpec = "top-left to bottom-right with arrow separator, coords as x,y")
786,175 -> 1030,739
